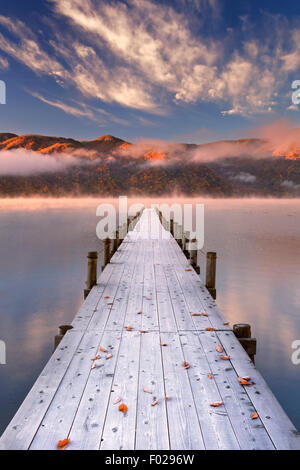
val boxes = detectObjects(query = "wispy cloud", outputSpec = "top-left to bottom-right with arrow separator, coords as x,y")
30,92 -> 98,120
0,55 -> 9,70
0,1 -> 300,116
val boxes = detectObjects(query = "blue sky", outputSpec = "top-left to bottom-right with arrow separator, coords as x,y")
0,0 -> 300,143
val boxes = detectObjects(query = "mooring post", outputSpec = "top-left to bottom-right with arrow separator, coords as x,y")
190,238 -> 200,274
233,324 -> 257,363
176,224 -> 183,248
54,325 -> 73,351
84,251 -> 98,299
170,218 -> 174,237
183,231 -> 190,258
112,230 -> 119,255
102,238 -> 111,271
206,251 -> 217,299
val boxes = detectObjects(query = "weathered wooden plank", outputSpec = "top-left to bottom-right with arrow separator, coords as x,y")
100,331 -> 141,450
160,332 -> 205,450
141,241 -> 159,331
155,263 -> 178,332
30,329 -> 105,450
135,332 -> 169,450
195,330 -> 275,450
179,331 -> 240,450
0,328 -> 85,450
218,331 -> 300,450
67,330 -> 123,450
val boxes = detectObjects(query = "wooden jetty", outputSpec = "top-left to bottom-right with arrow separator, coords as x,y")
1,208 -> 299,450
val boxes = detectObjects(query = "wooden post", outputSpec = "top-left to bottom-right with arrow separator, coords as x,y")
54,325 -> 73,351
112,230 -> 119,255
206,252 -> 216,299
183,231 -> 190,258
170,218 -> 174,237
190,238 -> 200,274
102,238 -> 111,271
84,251 -> 98,299
233,324 -> 257,363
176,224 -> 183,248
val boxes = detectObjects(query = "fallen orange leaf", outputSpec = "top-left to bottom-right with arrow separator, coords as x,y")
105,296 -> 110,299
118,403 -> 128,413
183,361 -> 190,369
191,313 -> 201,317
99,346 -> 107,353
202,312 -> 208,317
91,355 -> 101,361
185,269 -> 193,272
137,311 -> 142,315
143,388 -> 152,394
151,400 -> 159,406
161,343 -> 167,347
251,412 -> 258,420
238,376 -> 252,386
208,374 -> 212,380
210,402 -> 223,407
91,362 -> 96,370
220,355 -> 231,361
106,353 -> 112,359
58,438 -> 70,450
242,376 -> 251,381
206,327 -> 217,331
139,329 -> 148,333
124,325 -> 133,331
216,345 -> 223,353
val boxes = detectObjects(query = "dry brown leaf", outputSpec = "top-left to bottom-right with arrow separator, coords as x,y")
118,403 -> 128,413
251,412 -> 258,420
143,388 -> 152,394
238,376 -> 252,386
202,312 -> 208,317
151,400 -> 159,407
165,395 -> 168,401
57,438 -> 70,450
216,345 -> 223,353
107,302 -> 113,306
191,313 -> 201,317
161,343 -> 167,347
220,355 -> 231,361
224,322 -> 230,326
210,402 -> 223,408
114,397 -> 121,405
139,329 -> 148,334
99,346 -> 107,353
183,361 -> 190,369
106,353 -> 113,359
185,269 -> 192,272
242,376 -> 251,381
137,311 -> 142,315
124,325 -> 133,331
91,355 -> 101,361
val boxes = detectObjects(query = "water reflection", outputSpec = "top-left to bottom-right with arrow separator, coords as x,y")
0,198 -> 299,433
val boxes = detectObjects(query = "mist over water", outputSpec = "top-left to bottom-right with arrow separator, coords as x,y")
0,197 -> 300,434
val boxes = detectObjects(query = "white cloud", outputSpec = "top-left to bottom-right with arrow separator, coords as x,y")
0,2 -> 299,116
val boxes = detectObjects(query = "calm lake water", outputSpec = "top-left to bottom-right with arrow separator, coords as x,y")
0,197 -> 300,435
